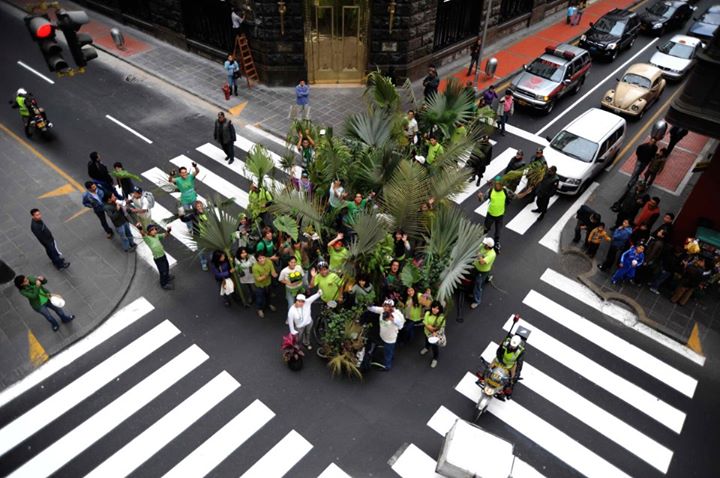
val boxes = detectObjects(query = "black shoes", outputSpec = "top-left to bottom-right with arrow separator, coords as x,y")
57,262 -> 71,270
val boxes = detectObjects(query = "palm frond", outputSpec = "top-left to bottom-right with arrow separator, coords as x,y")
347,212 -> 390,260
421,78 -> 476,139
364,70 -> 400,112
327,352 -> 363,379
424,204 -> 463,260
267,189 -> 329,235
344,110 -> 393,148
245,145 -> 276,188
435,217 -> 486,303
193,197 -> 237,253
399,77 -> 418,111
380,160 -> 430,239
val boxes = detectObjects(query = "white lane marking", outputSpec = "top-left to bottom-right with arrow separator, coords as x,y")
529,280 -> 701,391
170,155 -> 249,208
455,372 -> 631,478
504,123 -> 550,146
0,321 -> 179,458
480,342 -> 674,473
536,38 -> 659,136
317,462 -> 353,478
246,125 -> 298,154
130,224 -> 177,271
391,443 -> 442,478
540,268 -> 706,366
16,60 -> 55,84
506,196 -> 560,234
475,199 -> 490,217
163,399 -> 275,478
511,457 -> 547,478
0,297 -> 153,409
141,167 -> 208,204
105,114 -> 153,144
8,345 -> 208,478
502,316 -> 686,433
196,142 -> 283,191
235,135 -> 285,170
86,371 -> 239,478
452,147 -> 517,205
239,429 -> 313,478
538,182 -> 599,252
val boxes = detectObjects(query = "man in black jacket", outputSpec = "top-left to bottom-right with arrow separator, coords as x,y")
214,112 -> 237,164
532,166 -> 559,220
87,151 -> 114,192
572,205 -> 600,244
30,208 -> 69,270
628,138 -> 658,187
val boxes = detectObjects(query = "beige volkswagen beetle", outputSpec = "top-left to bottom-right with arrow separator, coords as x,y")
601,63 -> 666,118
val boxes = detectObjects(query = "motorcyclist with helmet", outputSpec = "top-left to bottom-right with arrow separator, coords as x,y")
492,315 -> 526,398
11,88 -> 51,137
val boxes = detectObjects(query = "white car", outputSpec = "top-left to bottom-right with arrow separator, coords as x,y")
649,34 -> 704,80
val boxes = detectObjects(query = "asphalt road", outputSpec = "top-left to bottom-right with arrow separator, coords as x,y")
0,1 -> 719,477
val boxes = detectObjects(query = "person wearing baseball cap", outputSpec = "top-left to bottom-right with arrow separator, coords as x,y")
287,290 -> 322,350
367,298 -> 405,370
470,237 -> 497,309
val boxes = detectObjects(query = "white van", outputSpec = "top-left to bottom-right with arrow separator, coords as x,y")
544,108 -> 626,195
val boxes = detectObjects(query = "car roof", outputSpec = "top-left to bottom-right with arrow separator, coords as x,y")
625,63 -> 663,80
602,8 -> 636,19
667,34 -> 702,46
538,43 -> 587,65
564,108 -> 625,143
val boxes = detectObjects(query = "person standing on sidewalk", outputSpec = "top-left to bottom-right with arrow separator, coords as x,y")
169,163 -> 200,229
532,166 -> 559,220
599,219 -> 633,271
423,66 -> 439,101
643,148 -> 668,188
14,274 -> 74,332
87,151 -> 114,193
496,90 -> 514,136
30,209 -> 70,270
214,112 -> 237,164
420,301 -> 446,369
611,244 -> 645,285
585,223 -> 611,258
467,37 -> 482,76
224,54 -> 240,96
82,181 -> 114,239
671,257 -> 706,305
628,138 -> 658,187
471,237 -> 497,309
137,223 -> 173,290
368,299 -> 405,371
666,125 -> 688,156
287,291 -> 322,350
104,194 -> 135,253
294,80 -> 310,120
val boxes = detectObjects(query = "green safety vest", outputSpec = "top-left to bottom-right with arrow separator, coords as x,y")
501,342 -> 524,368
16,96 -> 29,117
487,188 -> 506,217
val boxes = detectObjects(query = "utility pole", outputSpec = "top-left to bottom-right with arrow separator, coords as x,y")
474,0 -> 493,85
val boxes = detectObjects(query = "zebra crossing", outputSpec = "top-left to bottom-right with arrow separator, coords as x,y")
391,268 -> 704,478
0,297 -> 348,478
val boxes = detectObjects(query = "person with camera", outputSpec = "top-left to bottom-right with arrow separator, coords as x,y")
168,162 -> 200,231
14,274 -> 74,332
367,299 -> 405,371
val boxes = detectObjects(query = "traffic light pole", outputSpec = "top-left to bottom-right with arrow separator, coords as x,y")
474,0 -> 493,86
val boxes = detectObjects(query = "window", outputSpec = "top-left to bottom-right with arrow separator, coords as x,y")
550,131 -> 598,163
499,0 -> 534,23
433,0 -> 482,51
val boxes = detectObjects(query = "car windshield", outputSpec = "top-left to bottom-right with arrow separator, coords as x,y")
550,131 -> 598,163
700,13 -> 720,25
658,40 -> 694,59
647,3 -> 673,18
594,18 -> 626,35
622,73 -> 652,88
526,58 -> 564,82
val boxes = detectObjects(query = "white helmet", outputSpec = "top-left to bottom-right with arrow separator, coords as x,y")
16,88 -> 27,96
509,335 -> 522,349
483,237 -> 495,249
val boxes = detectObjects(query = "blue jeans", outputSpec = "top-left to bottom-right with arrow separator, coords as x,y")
115,222 -> 133,251
255,286 -> 270,310
473,271 -> 490,304
35,303 -> 72,328
382,340 -> 396,370
182,203 -> 195,230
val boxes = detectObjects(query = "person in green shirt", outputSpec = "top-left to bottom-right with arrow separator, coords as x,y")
343,192 -> 375,226
252,251 -> 277,318
255,227 -> 279,263
138,223 -> 174,290
451,122 -> 467,145
426,136 -> 444,165
169,163 -> 200,231
420,301 -> 446,368
399,286 -> 423,344
471,237 -> 497,309
310,261 -> 343,304
14,274 -> 74,332
327,232 -> 349,273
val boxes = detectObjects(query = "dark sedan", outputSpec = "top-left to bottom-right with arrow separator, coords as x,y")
688,5 -> 720,41
639,0 -> 694,35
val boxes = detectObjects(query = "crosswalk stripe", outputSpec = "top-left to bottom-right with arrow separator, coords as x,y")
504,123 -> 549,146
317,463 -> 352,478
0,297 -> 154,409
538,182 -> 599,252
453,148 -> 517,205
480,342 -> 673,473
391,443 -> 442,478
235,135 -> 285,170
539,268 -> 706,366
524,288 -> 698,398
475,199 -> 490,217
511,458 -> 548,478
86,371 -> 240,478
196,142 -> 283,191
169,155 -> 249,208
239,429 -> 313,478
501,316 -> 686,433
163,399 -> 275,478
455,372 -> 631,478
505,196 -> 560,234
8,345 -> 208,478
141,167 -> 208,206
0,320 -> 180,458
245,125 -> 297,155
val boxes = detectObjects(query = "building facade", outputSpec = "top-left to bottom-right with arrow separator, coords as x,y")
80,0 -> 567,85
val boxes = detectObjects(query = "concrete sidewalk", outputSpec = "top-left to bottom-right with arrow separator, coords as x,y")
0,126 -> 135,388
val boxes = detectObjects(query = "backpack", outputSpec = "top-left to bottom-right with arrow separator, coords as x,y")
142,191 -> 155,209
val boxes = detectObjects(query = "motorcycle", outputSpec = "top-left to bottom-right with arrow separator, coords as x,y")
9,93 -> 53,139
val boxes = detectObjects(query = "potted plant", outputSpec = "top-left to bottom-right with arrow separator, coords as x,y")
281,333 -> 305,371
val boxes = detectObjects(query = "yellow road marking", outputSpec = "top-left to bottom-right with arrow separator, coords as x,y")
38,183 -> 76,199
229,101 -> 248,116
28,330 -> 48,367
65,207 -> 91,222
686,322 -> 703,355
0,123 -> 84,192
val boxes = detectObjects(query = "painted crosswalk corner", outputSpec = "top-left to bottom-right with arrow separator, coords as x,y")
28,330 -> 48,367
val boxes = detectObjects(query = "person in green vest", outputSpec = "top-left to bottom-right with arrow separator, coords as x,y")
327,232 -> 349,273
425,136 -> 444,165
137,223 -> 174,290
248,183 -> 273,224
495,328 -> 526,393
255,227 -> 279,263
471,237 -> 496,309
12,88 -> 32,137
481,176 -> 509,249
14,274 -> 74,332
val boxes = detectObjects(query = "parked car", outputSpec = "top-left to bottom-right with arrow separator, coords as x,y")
639,0 -> 694,35
510,44 -> 592,114
601,63 -> 667,118
687,5 -> 720,42
650,34 -> 704,80
543,108 -> 627,195
579,9 -> 641,61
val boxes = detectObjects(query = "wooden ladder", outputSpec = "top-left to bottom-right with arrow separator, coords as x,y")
234,34 -> 259,87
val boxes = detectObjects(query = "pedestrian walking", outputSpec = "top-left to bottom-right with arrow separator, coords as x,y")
87,151 -> 114,192
214,112 -> 237,164
496,90 -> 514,136
169,162 -> 200,229
643,148 -> 668,187
210,250 -> 234,306
137,223 -> 173,289
585,223 -> 611,258
422,66 -> 439,101
467,144 -> 490,186
671,257 -> 705,305
532,166 -> 559,220
611,244 -> 645,285
112,162 -> 135,200
287,291 -> 322,350
14,274 -> 74,332
368,299 -> 405,371
420,301 -> 446,368
467,37 -> 482,76
573,2 -> 585,25
103,193 -> 135,252
471,237 -> 496,308
481,177 -> 508,248
293,80 -> 310,120
567,1 -> 576,24
30,208 -> 70,270
572,205 -> 600,244
180,200 -> 210,271
224,54 -> 240,96
666,125 -> 688,156
252,251 -> 277,318
628,138 -> 658,187
483,85 -> 499,109
82,181 -> 114,239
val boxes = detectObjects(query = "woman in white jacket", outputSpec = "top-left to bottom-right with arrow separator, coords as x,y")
287,291 -> 322,349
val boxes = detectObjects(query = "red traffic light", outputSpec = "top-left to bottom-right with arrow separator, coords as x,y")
36,22 -> 53,38
27,16 -> 55,40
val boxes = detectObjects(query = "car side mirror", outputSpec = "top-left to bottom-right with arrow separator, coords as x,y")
522,64 -> 527,70
545,135 -> 552,142
563,79 -> 571,85
589,21 -> 594,27
615,78 -> 620,82
656,45 -> 660,50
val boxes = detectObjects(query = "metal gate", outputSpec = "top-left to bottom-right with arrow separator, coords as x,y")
181,0 -> 235,53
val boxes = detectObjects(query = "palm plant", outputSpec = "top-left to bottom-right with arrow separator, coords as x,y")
379,160 -> 430,240
364,70 -> 401,113
344,212 -> 390,281
345,109 -> 394,148
420,77 -> 476,140
310,135 -> 352,197
268,189 -> 337,237
273,214 -> 299,241
245,144 -> 276,189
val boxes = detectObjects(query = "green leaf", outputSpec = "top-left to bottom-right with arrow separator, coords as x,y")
344,109 -> 393,148
400,263 -> 421,288
273,214 -> 299,241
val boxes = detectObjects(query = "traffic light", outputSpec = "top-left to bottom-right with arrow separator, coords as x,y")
24,15 -> 69,72
56,9 -> 97,68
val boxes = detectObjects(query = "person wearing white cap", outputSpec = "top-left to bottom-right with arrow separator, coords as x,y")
368,299 -> 405,370
287,291 -> 322,349
470,237 -> 497,309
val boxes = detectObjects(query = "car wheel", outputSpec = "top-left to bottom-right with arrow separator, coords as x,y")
628,36 -> 636,49
610,49 -> 618,61
572,77 -> 585,95
544,101 -> 555,115
637,107 -> 646,120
